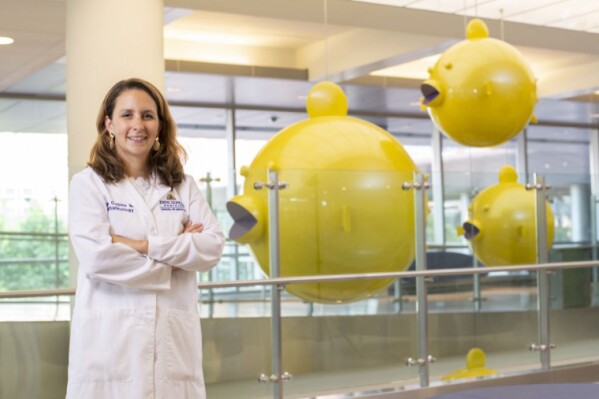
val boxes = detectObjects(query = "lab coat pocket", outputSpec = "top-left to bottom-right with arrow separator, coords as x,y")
69,309 -> 134,383
165,309 -> 203,381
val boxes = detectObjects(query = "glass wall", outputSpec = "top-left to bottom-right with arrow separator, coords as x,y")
526,125 -> 591,243
0,133 -> 69,291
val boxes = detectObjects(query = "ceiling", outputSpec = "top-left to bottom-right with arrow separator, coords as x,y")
355,0 -> 599,32
0,0 -> 598,137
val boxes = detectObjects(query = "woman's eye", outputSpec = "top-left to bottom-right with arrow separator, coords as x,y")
143,114 -> 155,120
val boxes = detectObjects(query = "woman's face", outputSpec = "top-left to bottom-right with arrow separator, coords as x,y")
105,89 -> 160,168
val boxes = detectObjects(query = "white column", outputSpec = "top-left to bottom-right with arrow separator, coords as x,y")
225,108 -> 238,199
431,127 -> 445,245
570,183 -> 591,243
515,128 -> 528,184
589,130 -> 599,244
66,0 -> 165,287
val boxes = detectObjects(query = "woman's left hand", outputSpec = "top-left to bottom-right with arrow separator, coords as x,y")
182,220 -> 204,234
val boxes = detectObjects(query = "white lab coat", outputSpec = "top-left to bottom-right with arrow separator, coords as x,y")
66,168 -> 225,399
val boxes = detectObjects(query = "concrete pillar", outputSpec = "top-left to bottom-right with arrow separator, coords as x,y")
66,0 -> 165,286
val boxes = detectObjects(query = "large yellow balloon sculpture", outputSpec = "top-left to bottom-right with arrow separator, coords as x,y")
458,165 -> 554,266
227,82 -> 419,303
421,19 -> 538,147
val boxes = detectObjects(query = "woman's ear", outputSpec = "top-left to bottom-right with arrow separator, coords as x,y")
104,115 -> 112,132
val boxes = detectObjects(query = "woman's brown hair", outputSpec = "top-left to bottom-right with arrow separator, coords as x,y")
88,78 -> 187,187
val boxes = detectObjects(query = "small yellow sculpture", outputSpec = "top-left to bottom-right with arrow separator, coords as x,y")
442,348 -> 497,381
458,165 -> 554,266
227,82 -> 420,303
421,19 -> 537,147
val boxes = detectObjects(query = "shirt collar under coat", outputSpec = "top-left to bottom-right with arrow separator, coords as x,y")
121,173 -> 174,211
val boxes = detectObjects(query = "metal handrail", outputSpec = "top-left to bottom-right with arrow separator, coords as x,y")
1,259 -> 598,299
0,231 -> 68,238
0,258 -> 68,266
0,288 -> 74,299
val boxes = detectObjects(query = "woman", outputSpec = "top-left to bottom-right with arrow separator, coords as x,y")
66,78 -> 225,399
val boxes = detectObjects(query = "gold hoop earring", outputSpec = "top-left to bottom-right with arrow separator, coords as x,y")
109,132 -> 115,150
153,137 -> 160,151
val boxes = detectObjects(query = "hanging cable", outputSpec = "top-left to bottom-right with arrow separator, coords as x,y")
463,0 -> 468,32
323,0 -> 329,80
500,8 -> 505,41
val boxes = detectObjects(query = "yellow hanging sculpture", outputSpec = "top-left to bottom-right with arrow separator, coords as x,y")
421,19 -> 538,147
227,82 -> 420,303
458,165 -> 554,266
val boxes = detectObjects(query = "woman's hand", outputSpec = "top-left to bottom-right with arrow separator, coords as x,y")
111,222 -> 203,269
111,234 -> 148,255
170,222 -> 204,271
182,220 -> 204,234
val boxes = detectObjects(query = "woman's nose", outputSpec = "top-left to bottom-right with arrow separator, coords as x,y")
131,115 -> 145,130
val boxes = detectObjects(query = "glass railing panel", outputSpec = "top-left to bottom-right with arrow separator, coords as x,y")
281,277 -> 419,397
542,172 -> 599,366
428,271 -> 540,385
202,285 -> 273,399
429,168 -> 546,385
549,265 -> 599,368
0,297 -> 70,399
266,168 -> 421,396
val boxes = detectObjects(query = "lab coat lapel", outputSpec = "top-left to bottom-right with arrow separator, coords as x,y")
120,179 -> 162,230
149,182 -> 172,211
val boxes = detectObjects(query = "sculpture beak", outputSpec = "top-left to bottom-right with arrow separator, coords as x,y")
462,221 -> 481,240
420,79 -> 444,107
226,195 -> 264,243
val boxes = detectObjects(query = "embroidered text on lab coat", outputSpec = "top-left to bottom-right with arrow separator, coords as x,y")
106,201 -> 135,213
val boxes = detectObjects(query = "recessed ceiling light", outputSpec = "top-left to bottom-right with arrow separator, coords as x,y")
0,36 -> 14,45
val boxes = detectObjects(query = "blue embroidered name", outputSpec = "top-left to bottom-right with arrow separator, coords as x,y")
160,199 -> 186,212
106,201 -> 134,213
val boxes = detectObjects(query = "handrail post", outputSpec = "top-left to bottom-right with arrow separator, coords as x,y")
529,174 -> 552,369
472,258 -> 482,312
200,172 -> 220,318
591,195 -> 599,306
267,169 -> 285,399
403,173 -> 433,387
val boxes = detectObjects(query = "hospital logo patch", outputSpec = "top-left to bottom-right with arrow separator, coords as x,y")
160,192 -> 186,212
